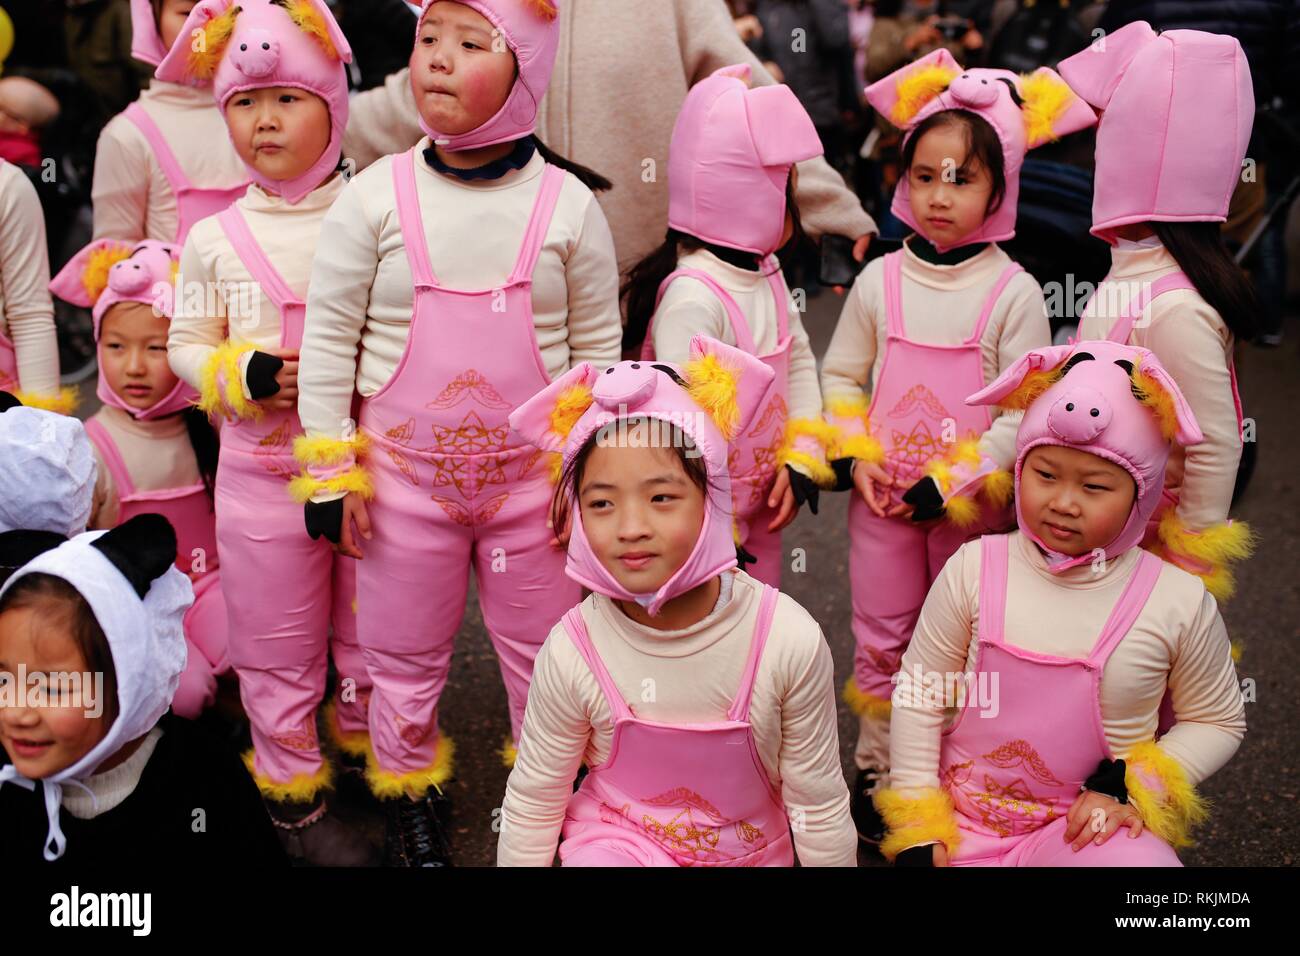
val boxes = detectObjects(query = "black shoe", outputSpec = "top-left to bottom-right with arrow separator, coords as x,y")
384,790 -> 454,867
851,767 -> 886,845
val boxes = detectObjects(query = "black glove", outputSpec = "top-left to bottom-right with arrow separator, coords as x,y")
894,844 -> 937,867
305,498 -> 344,544
0,391 -> 21,412
735,543 -> 758,573
245,350 -> 285,401
1083,758 -> 1128,804
785,464 -> 821,515
901,475 -> 945,522
829,456 -> 856,493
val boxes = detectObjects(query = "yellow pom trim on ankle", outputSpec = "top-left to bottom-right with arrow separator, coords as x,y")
242,749 -> 333,803
365,736 -> 456,800
500,737 -> 519,769
293,432 -> 371,467
322,699 -> 371,758
1123,740 -> 1208,849
13,386 -> 79,415
843,677 -> 893,720
288,465 -> 375,503
198,340 -> 258,421
875,787 -> 962,862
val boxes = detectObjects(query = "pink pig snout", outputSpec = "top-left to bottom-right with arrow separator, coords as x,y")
108,260 -> 154,296
1048,387 -> 1113,444
593,362 -> 658,411
948,73 -> 1001,109
230,29 -> 280,78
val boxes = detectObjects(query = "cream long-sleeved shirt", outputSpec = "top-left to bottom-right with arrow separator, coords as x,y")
649,249 -> 822,424
889,532 -> 1246,805
1077,242 -> 1241,532
297,143 -> 622,447
92,80 -> 248,244
87,406 -> 204,531
497,570 -> 857,867
820,240 -> 1050,470
0,160 -> 58,395
169,175 -> 347,395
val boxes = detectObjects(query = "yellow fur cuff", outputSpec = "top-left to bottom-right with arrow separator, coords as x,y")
500,736 -> 519,769
778,447 -> 836,487
322,699 -> 370,758
288,465 -> 375,503
843,677 -> 893,720
13,386 -> 79,415
293,432 -> 371,467
1124,741 -> 1208,849
242,749 -> 333,803
365,736 -> 456,800
945,494 -> 981,528
1156,511 -> 1254,602
198,340 -> 259,421
982,468 -> 1014,507
875,787 -> 962,862
833,433 -> 885,465
787,416 -> 839,447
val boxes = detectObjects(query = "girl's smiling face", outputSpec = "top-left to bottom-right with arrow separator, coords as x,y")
99,302 -> 180,412
409,1 -> 518,137
906,119 -> 995,246
1018,445 -> 1137,557
224,87 -> 332,187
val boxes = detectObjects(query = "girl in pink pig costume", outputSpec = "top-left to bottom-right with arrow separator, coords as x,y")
157,0 -> 376,866
818,48 -> 1096,843
49,239 -> 228,721
875,340 -> 1246,867
623,63 -> 834,588
294,0 -> 621,866
498,336 -> 855,866
92,0 -> 248,244
1059,23 -> 1257,605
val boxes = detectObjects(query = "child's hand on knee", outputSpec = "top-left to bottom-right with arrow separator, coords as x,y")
851,460 -> 894,517
1064,790 -> 1144,850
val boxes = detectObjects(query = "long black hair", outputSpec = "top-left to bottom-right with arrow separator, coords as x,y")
620,174 -> 805,354
534,138 -> 612,193
181,408 -> 220,502
1150,221 -> 1259,342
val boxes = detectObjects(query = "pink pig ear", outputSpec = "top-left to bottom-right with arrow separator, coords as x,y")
1131,352 -> 1204,446
288,0 -> 354,64
1018,66 -> 1097,149
746,83 -> 823,167
49,239 -> 133,308
864,47 -> 961,130
1056,19 -> 1158,111
154,0 -> 239,84
684,335 -> 776,440
508,363 -> 599,454
965,344 -> 1078,410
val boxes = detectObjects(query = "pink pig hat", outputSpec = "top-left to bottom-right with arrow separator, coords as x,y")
50,239 -> 197,421
155,0 -> 353,205
509,335 -> 775,616
865,49 -> 1096,252
1058,21 -> 1254,243
966,339 -> 1202,573
668,63 -> 824,257
130,0 -> 179,67
413,0 -> 561,151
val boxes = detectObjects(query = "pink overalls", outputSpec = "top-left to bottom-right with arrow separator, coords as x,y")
642,263 -> 791,588
0,333 -> 16,394
355,149 -> 581,778
849,250 -> 1021,704
82,416 -> 230,719
940,534 -> 1181,866
558,585 -> 795,866
123,103 -> 248,244
213,205 -> 369,786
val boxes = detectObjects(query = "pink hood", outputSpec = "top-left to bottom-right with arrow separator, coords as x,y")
413,0 -> 560,151
1058,21 -> 1253,242
967,340 -> 1202,573
668,64 -> 823,257
509,336 -> 774,616
155,0 -> 353,205
130,0 -> 169,67
865,48 -> 1096,252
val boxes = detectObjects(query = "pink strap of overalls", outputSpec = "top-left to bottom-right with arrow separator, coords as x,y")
83,417 -> 137,498
391,148 -> 568,289
883,250 -> 1022,344
1105,272 -> 1196,343
217,206 -> 304,349
124,103 -> 191,200
979,534 -> 1164,666
645,259 -> 791,360
561,584 -> 781,724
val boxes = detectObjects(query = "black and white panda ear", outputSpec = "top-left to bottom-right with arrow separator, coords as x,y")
89,514 -> 177,599
0,530 -> 68,587
0,391 -> 21,413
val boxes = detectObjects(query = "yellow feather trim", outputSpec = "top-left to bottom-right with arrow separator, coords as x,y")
924,459 -> 953,493
778,447 -> 836,487
288,465 -> 375,503
825,393 -> 870,421
945,493 -> 981,528
1124,740 -> 1208,849
322,699 -> 370,758
547,451 -> 564,485
834,433 -> 885,464
875,787 -> 962,862
82,244 -> 132,303
242,749 -> 333,802
890,64 -> 960,127
982,468 -> 1014,507
500,737 -> 518,769
999,367 -> 1063,411
365,736 -> 455,799
684,352 -> 742,440
1156,511 -> 1254,602
786,416 -> 839,447
524,0 -> 559,20
1019,71 -> 1077,146
1131,358 -> 1180,442
843,677 -> 893,720
283,0 -> 339,59
1230,639 -> 1243,664
549,383 -> 594,439
292,432 -> 371,467
951,438 -> 981,466
188,5 -> 242,80
13,386 -> 79,415
197,340 -> 258,420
